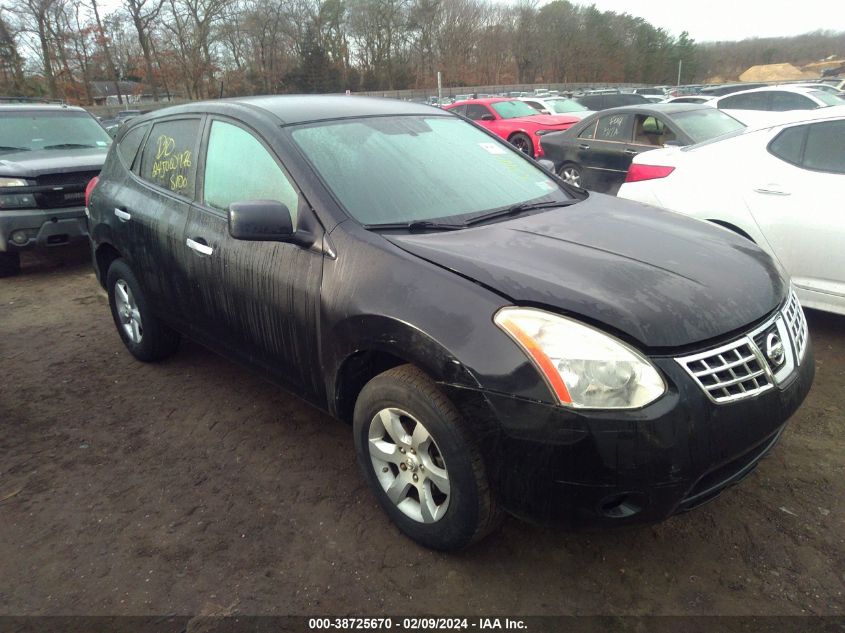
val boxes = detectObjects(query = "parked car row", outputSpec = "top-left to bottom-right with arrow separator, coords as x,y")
618,107 -> 845,316
76,95 -> 818,551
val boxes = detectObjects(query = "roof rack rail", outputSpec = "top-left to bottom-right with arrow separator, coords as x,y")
0,96 -> 66,105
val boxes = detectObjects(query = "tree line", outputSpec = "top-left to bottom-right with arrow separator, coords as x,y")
1,0 -> 843,104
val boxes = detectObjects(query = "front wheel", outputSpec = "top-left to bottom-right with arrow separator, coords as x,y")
558,162 -> 583,188
509,132 -> 534,156
353,365 -> 501,550
106,258 -> 180,362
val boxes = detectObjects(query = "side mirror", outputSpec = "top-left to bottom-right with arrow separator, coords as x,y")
228,200 -> 294,241
480,114 -> 495,121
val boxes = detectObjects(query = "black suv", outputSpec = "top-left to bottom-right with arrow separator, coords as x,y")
87,96 -> 813,550
0,104 -> 111,275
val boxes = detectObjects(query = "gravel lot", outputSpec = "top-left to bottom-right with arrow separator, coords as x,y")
1,247 -> 843,617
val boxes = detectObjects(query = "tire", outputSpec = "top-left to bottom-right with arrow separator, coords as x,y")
0,251 -> 21,277
558,162 -> 583,188
106,258 -> 180,362
353,364 -> 501,550
508,132 -> 534,156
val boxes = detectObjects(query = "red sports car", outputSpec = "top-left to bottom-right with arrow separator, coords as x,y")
443,98 -> 579,157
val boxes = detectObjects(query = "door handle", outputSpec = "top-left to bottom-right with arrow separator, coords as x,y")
186,237 -> 213,256
754,185 -> 790,196
114,208 -> 131,222
578,143 -> 590,150
624,148 -> 639,155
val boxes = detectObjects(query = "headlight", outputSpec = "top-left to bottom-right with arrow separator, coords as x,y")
494,307 -> 666,409
0,192 -> 36,209
0,177 -> 29,187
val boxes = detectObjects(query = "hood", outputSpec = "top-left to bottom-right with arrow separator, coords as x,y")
515,114 -> 579,127
386,195 -> 785,350
0,148 -> 108,179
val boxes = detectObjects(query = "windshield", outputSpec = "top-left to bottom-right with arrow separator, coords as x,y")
0,110 -> 112,153
291,116 -> 570,226
546,98 -> 590,114
810,90 -> 845,106
491,100 -> 541,119
671,108 -> 746,143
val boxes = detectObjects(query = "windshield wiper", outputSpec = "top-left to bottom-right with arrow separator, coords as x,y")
463,199 -> 578,226
364,220 -> 464,232
0,145 -> 30,152
42,143 -> 98,149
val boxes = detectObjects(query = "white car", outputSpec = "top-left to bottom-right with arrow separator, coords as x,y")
708,85 -> 844,125
618,107 -> 845,315
518,96 -> 594,120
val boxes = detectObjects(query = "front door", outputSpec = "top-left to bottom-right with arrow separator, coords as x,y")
182,117 -> 324,393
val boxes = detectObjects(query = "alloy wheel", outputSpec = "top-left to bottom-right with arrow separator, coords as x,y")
114,279 -> 143,344
367,407 -> 450,523
560,165 -> 582,187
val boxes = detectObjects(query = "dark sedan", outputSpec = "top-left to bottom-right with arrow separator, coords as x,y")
571,92 -> 651,111
540,104 -> 745,194
87,96 -> 811,550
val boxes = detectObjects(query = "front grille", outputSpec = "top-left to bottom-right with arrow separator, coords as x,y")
783,290 -> 808,363
677,340 -> 772,403
33,171 -> 99,209
676,289 -> 809,404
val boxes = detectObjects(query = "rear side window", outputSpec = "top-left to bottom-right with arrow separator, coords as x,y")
719,92 -> 769,110
203,120 -> 300,226
117,124 -> 148,169
139,118 -> 201,198
768,125 -> 806,165
803,120 -> 845,173
595,114 -> 630,141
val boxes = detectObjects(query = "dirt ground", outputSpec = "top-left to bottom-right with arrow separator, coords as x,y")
1,246 -> 843,618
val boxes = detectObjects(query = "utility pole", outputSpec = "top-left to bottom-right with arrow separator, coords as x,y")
437,71 -> 442,103
677,59 -> 683,87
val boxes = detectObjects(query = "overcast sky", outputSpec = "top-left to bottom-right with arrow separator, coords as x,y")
564,0 -> 845,42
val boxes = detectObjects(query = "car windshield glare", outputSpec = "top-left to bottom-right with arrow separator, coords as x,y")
291,116 -> 570,226
810,90 -> 845,106
549,99 -> 589,114
0,111 -> 112,152
671,109 -> 746,143
491,100 -> 541,119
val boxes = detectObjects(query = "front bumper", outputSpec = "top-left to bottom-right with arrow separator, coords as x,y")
441,339 -> 814,530
0,206 -> 88,252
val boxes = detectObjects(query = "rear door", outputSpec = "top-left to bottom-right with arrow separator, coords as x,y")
183,116 -> 324,391
745,120 -> 845,305
106,116 -> 203,326
576,112 -> 633,192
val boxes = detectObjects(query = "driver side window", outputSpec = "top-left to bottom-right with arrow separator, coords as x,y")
203,120 -> 299,227
465,105 -> 492,121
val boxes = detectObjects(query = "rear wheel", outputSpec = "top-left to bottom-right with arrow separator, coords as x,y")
106,258 -> 180,362
0,251 -> 21,277
559,162 -> 583,188
509,132 -> 534,156
353,364 -> 501,550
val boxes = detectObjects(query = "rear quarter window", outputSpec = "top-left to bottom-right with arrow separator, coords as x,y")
117,124 -> 148,170
768,125 -> 806,165
139,118 -> 202,198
